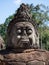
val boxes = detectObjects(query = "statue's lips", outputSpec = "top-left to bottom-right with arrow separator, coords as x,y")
20,39 -> 29,44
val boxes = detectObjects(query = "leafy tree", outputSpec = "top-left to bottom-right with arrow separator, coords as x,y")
29,4 -> 49,26
41,26 -> 49,50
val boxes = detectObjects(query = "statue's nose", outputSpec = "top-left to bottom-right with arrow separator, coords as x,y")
23,30 -> 27,35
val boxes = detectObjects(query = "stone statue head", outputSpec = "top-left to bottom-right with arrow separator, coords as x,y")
7,3 -> 39,49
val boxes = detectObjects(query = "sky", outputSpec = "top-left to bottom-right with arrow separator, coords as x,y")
0,0 -> 49,25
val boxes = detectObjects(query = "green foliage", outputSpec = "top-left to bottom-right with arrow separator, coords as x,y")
4,15 -> 14,26
41,26 -> 49,50
28,4 -> 49,26
0,15 -> 14,43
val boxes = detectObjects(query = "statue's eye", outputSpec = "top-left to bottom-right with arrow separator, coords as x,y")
17,29 -> 22,35
27,29 -> 32,35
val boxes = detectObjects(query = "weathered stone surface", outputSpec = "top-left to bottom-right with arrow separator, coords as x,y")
27,60 -> 45,65
0,49 -> 49,65
0,36 -> 5,50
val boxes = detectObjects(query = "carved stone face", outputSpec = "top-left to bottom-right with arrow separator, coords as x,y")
9,22 -> 38,49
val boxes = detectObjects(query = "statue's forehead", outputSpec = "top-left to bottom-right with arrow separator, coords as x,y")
15,22 -> 33,27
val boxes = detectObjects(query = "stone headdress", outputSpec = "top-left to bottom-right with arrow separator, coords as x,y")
7,3 -> 38,35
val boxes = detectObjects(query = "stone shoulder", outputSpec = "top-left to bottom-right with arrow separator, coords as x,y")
0,49 -> 49,65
